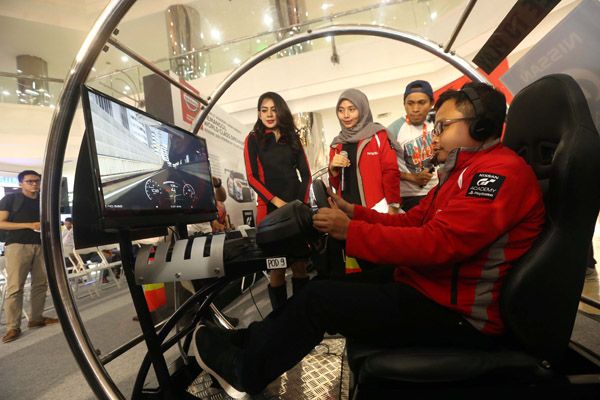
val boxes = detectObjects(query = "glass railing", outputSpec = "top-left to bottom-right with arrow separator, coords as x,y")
0,0 -> 466,108
0,74 -> 64,108
145,0 -> 466,80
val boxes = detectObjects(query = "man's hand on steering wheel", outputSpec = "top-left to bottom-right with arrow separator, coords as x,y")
326,187 -> 354,218
313,207 -> 351,241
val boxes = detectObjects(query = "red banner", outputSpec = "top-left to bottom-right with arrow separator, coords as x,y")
179,78 -> 202,125
433,59 -> 513,104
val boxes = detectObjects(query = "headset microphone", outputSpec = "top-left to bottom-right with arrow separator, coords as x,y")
339,150 -> 348,192
419,165 -> 436,188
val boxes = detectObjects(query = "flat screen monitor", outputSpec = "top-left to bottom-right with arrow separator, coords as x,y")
80,85 -> 217,230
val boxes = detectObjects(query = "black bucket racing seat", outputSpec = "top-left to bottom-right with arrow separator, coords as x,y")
346,74 -> 600,398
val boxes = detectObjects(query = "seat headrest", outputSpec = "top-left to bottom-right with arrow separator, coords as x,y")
504,74 -> 598,182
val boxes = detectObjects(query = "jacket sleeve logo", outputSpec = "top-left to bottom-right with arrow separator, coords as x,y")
466,172 -> 505,200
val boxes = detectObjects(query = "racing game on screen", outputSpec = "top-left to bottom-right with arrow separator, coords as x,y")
85,89 -> 216,214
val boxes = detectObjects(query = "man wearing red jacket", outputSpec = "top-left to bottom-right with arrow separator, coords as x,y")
190,83 -> 545,398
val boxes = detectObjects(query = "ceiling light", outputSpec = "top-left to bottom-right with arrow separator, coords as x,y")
263,14 -> 273,26
2,90 -> 9,96
125,85 -> 130,90
431,12 -> 437,20
322,4 -> 330,10
91,67 -> 96,71
233,58 -> 241,64
121,56 -> 129,62
211,29 -> 221,41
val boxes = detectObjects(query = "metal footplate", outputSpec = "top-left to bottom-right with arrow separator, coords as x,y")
134,235 -> 226,284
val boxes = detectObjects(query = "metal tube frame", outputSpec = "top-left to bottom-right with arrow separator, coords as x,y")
43,3 -> 493,400
445,0 -> 478,53
192,24 -> 490,135
41,2 -> 136,399
107,36 -> 209,107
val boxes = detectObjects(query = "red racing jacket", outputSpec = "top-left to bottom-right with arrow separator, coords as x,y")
329,130 -> 400,211
346,140 -> 545,335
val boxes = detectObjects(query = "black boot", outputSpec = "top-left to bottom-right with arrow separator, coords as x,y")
268,284 -> 287,310
292,277 -> 310,296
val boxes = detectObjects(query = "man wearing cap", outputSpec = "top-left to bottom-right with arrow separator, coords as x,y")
387,80 -> 437,211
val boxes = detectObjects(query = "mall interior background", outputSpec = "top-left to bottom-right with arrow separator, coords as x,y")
0,0 -> 584,219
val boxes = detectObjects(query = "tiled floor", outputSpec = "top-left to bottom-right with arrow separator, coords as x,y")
187,337 -> 350,400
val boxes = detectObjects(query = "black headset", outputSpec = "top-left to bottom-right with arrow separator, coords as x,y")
462,87 -> 495,142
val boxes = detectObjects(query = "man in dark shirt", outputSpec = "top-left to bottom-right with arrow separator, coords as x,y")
0,170 -> 58,343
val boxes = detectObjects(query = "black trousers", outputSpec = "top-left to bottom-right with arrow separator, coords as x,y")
236,267 -> 499,394
401,195 -> 427,212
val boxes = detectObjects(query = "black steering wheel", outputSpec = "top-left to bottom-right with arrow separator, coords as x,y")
312,178 -> 330,209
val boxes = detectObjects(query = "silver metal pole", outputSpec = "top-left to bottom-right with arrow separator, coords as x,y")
445,0 -> 478,53
107,36 -> 209,107
192,24 -> 490,135
41,0 -> 136,399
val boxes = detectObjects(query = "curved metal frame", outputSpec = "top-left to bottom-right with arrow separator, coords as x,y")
41,1 -> 136,399
192,24 -> 489,134
42,2 -> 489,399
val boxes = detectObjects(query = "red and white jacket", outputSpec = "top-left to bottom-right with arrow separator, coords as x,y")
346,141 -> 545,335
329,130 -> 401,211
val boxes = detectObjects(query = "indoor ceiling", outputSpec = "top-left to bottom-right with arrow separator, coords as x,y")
0,0 -> 581,171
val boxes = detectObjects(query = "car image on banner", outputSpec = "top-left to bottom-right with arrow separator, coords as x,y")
226,169 -> 254,203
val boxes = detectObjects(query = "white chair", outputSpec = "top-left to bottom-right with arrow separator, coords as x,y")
95,244 -> 123,290
71,247 -> 103,298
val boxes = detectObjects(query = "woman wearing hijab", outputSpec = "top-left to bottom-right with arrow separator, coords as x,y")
244,91 -> 312,309
328,88 -> 401,273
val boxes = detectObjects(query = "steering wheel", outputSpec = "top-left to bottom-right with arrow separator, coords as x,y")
312,178 -> 330,209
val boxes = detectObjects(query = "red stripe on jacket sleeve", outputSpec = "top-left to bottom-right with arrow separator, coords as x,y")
244,134 -> 273,203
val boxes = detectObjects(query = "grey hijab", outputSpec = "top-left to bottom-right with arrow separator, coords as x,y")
330,89 -> 387,147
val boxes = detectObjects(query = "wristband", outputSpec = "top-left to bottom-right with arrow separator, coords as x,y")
214,178 -> 222,189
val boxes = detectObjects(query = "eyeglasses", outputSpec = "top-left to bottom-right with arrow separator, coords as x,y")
23,179 -> 41,184
433,118 -> 475,137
